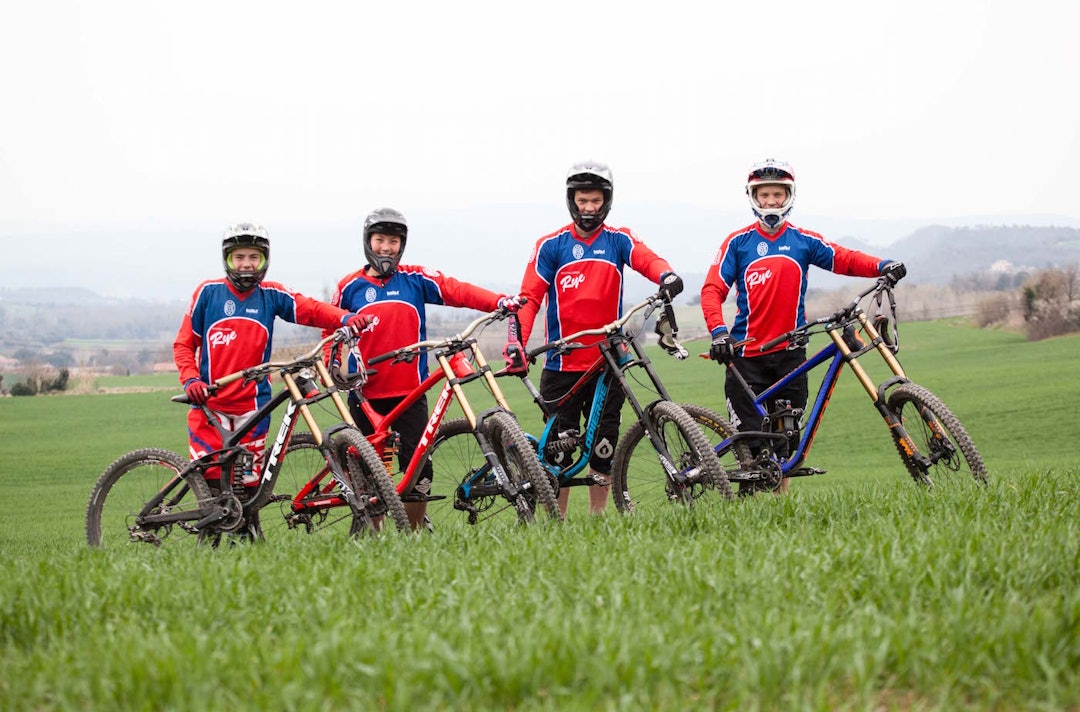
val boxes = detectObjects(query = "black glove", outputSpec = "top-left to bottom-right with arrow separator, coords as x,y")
658,271 -> 684,301
708,331 -> 736,364
880,261 -> 906,286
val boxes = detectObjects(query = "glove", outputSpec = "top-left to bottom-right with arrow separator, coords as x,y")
184,378 -> 211,406
708,330 -> 736,364
658,272 -> 684,301
497,295 -> 526,313
653,312 -> 680,356
880,261 -> 907,286
344,313 -> 375,335
502,341 -> 529,374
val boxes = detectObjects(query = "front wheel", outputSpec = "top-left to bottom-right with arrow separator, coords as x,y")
886,383 -> 987,486
486,410 -> 561,524
611,401 -> 731,515
334,429 -> 411,536
86,448 -> 212,549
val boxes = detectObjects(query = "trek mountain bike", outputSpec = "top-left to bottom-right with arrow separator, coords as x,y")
684,276 -> 987,494
85,328 -> 408,548
330,303 -> 560,529
446,291 -> 731,516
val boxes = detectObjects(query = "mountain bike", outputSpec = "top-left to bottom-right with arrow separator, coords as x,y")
332,304 -> 560,529
85,329 -> 408,548
476,291 -> 731,515
684,276 -> 987,494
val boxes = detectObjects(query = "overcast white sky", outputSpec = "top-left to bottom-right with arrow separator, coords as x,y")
1,0 -> 1079,298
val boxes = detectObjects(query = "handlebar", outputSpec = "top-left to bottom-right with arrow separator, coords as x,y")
528,291 -> 668,360
171,327 -> 356,404
368,304 -> 521,366
755,277 -> 895,353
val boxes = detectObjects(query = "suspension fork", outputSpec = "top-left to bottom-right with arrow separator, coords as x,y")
829,317 -> 933,471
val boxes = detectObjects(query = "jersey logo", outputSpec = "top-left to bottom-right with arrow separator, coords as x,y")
572,244 -> 585,259
756,241 -> 769,257
422,267 -> 442,278
365,287 -> 377,303
746,267 -> 773,290
592,249 -> 606,255
559,273 -> 586,291
245,308 -> 259,314
208,329 -> 238,348
224,300 -> 237,316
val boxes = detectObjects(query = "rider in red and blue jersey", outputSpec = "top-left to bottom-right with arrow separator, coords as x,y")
701,159 -> 906,492
516,161 -> 684,516
326,208 -> 521,529
174,223 -> 370,491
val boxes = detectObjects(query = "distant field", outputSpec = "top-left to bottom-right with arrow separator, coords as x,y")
1,320 -> 1078,709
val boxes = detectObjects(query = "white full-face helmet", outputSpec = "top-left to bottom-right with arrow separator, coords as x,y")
566,161 -> 614,233
221,223 -> 270,292
746,159 -> 795,230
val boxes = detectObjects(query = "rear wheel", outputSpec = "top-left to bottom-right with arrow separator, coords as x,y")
887,383 -> 987,486
611,401 -> 731,515
678,403 -> 759,497
86,448 -> 212,549
258,432 -> 356,538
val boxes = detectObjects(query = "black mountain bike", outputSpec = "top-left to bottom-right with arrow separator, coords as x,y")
475,291 -> 729,515
85,329 -> 408,548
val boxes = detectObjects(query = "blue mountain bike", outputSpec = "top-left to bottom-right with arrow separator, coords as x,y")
682,277 -> 987,494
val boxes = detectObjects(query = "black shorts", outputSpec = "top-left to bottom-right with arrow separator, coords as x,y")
349,394 -> 432,493
539,369 -> 624,474
724,348 -> 808,432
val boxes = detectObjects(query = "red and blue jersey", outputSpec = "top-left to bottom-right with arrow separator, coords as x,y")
174,279 -> 350,414
700,222 -> 888,356
327,265 -> 502,399
517,223 -> 672,372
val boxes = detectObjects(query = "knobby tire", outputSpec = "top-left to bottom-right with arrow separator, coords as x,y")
86,448 -> 212,549
611,400 -> 731,514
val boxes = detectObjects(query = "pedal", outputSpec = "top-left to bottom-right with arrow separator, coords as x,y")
789,467 -> 826,477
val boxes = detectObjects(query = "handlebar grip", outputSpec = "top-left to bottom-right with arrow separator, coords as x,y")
526,345 -> 548,362
757,333 -> 792,352
368,351 -> 395,365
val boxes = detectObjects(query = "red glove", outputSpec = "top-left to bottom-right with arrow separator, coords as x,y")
184,379 -> 211,406
497,295 -> 526,313
344,313 -> 375,335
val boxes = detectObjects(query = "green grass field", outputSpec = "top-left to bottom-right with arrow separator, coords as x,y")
1,320 -> 1079,710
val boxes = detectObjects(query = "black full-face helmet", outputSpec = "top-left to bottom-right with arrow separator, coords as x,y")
362,207 -> 408,278
221,223 -> 270,292
565,161 -> 614,234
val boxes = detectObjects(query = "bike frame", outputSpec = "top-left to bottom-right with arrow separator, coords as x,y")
143,331 -> 370,533
340,309 -> 524,503
501,294 -> 694,485
716,279 -> 936,478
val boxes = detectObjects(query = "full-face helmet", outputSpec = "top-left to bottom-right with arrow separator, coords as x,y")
566,161 -> 614,234
363,207 -> 408,278
221,223 -> 270,292
746,159 -> 796,229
